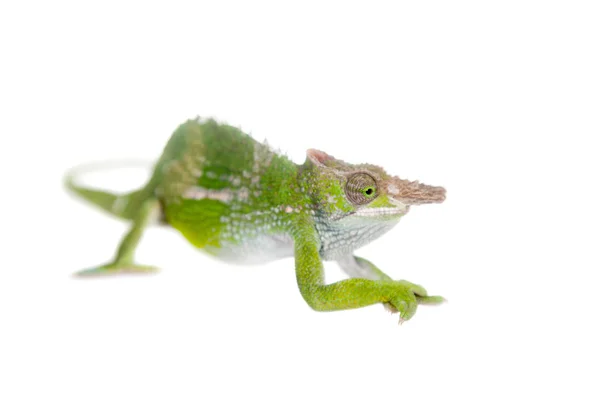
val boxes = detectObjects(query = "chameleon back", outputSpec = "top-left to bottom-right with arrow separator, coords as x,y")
154,119 -> 304,263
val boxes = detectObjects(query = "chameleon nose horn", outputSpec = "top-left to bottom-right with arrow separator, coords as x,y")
388,178 -> 446,205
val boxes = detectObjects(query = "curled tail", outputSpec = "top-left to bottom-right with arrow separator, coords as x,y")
64,160 -> 155,221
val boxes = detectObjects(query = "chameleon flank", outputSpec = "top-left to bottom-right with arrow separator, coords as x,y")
65,118 -> 447,322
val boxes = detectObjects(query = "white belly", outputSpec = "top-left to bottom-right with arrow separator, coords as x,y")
205,233 -> 295,265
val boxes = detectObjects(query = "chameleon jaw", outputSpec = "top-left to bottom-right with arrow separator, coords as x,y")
355,205 -> 409,218
329,206 -> 406,222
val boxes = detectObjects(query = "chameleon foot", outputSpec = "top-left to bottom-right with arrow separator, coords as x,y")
73,263 -> 159,277
384,280 -> 446,323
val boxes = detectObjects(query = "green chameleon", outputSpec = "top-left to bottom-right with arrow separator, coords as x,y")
66,118 -> 447,322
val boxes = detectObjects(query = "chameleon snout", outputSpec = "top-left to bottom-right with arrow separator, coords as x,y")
387,179 -> 446,205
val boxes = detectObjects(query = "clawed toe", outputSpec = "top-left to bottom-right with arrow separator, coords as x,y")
416,295 -> 447,305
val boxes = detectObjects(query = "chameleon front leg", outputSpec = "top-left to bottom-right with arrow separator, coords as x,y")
337,255 -> 445,306
294,224 -> 443,321
74,198 -> 160,277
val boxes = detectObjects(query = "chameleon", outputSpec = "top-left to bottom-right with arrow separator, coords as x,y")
65,117 -> 447,322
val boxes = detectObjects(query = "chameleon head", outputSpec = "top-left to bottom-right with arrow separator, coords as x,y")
304,149 -> 446,222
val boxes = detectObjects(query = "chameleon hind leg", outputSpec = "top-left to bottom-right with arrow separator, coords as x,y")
74,198 -> 160,277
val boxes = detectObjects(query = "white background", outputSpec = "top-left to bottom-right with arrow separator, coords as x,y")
1,1 -> 599,399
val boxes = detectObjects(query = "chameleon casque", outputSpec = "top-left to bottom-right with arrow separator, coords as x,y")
66,118 -> 447,322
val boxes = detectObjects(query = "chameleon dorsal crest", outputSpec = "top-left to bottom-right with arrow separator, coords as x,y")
306,148 -> 335,167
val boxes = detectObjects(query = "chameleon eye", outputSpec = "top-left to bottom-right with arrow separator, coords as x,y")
346,173 -> 378,205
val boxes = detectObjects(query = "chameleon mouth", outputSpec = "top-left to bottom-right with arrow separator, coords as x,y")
355,206 -> 408,218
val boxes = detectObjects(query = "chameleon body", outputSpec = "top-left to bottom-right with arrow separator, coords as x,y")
66,118 -> 446,322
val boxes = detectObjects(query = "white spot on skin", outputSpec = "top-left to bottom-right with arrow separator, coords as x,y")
183,187 -> 207,200
238,187 -> 250,201
111,196 -> 129,215
209,190 -> 235,202
183,187 -> 234,202
388,184 -> 399,195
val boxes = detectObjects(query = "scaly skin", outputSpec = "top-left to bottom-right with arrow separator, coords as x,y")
65,117 -> 447,322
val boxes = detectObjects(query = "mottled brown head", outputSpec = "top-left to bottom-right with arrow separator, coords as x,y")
305,149 -> 446,220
